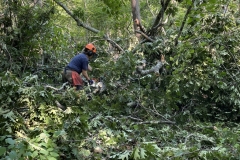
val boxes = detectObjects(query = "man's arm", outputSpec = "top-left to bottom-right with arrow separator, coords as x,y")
82,70 -> 90,81
88,64 -> 92,72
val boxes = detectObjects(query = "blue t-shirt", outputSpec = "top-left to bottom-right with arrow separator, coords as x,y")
67,53 -> 88,74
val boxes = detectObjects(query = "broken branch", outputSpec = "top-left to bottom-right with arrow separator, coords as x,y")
136,60 -> 164,75
132,120 -> 175,125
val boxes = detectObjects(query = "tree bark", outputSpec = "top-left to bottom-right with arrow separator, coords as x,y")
136,60 -> 165,75
148,0 -> 171,37
131,0 -> 142,40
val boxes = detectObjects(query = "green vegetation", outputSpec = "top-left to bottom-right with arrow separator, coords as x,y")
0,0 -> 240,159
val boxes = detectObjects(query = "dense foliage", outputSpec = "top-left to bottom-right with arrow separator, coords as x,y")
0,0 -> 240,159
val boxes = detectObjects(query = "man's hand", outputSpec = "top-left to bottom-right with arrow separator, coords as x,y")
88,79 -> 94,85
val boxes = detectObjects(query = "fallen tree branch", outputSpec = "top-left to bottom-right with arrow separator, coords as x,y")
136,60 -> 164,75
127,101 -> 175,125
132,120 -> 175,125
53,0 -> 124,52
121,115 -> 143,122
136,54 -> 168,76
55,100 -> 66,110
127,101 -> 139,107
135,30 -> 154,42
45,82 -> 69,91
104,34 -> 124,52
53,0 -> 99,33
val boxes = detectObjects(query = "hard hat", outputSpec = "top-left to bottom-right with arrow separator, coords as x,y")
85,43 -> 97,53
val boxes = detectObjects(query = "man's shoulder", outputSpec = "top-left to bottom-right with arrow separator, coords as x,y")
78,53 -> 88,59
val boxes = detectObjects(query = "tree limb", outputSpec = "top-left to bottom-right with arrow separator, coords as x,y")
104,34 -> 124,52
53,0 -> 99,33
121,115 -> 143,121
132,120 -> 175,125
135,30 -> 154,42
136,60 -> 164,75
148,0 -> 171,36
53,0 -> 124,52
45,82 -> 69,91
55,100 -> 66,110
127,101 -> 139,107
174,2 -> 194,46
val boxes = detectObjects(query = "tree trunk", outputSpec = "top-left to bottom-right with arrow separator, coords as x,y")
131,0 -> 142,41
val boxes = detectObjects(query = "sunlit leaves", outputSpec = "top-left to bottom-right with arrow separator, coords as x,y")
100,0 -> 126,16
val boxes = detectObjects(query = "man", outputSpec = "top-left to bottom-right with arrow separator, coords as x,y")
62,43 -> 97,90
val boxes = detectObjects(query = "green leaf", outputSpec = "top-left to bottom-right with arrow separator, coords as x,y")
9,151 -> 17,159
79,148 -> 91,157
118,150 -> 131,160
31,151 -> 38,158
39,132 -> 50,140
0,147 -> 6,156
209,0 -> 217,3
133,147 -> 140,159
47,156 -> 57,160
49,151 -> 59,157
5,138 -> 15,145
39,149 -> 49,155
140,148 -> 146,159
144,143 -> 161,154
53,130 -> 66,138
3,111 -> 16,122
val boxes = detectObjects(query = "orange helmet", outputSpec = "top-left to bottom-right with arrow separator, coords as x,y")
85,43 -> 97,54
